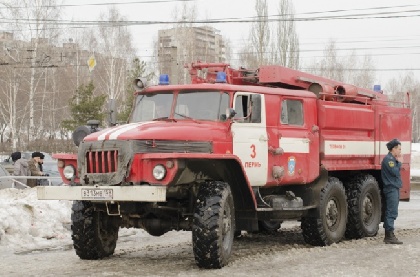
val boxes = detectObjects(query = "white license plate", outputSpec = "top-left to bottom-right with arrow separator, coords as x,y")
81,188 -> 113,200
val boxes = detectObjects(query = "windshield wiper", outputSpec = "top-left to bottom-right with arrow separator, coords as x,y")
174,112 -> 200,123
153,117 -> 176,122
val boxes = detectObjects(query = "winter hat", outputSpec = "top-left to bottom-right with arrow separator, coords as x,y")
386,138 -> 401,151
32,151 -> 43,158
11,152 -> 21,162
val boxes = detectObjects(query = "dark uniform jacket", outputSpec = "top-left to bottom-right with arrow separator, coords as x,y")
381,152 -> 402,189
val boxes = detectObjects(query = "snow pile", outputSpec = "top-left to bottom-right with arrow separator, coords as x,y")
0,188 -> 73,252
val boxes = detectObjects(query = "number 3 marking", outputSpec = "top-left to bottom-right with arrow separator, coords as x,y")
250,144 -> 256,158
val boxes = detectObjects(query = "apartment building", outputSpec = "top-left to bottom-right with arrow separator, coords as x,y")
157,26 -> 226,84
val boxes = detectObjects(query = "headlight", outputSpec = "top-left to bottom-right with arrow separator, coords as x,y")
63,165 -> 76,180
152,164 -> 166,180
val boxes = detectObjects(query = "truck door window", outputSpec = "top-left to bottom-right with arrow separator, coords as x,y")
234,94 -> 261,123
281,99 -> 303,126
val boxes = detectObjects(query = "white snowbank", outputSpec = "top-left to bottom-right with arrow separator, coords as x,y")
0,188 -> 72,252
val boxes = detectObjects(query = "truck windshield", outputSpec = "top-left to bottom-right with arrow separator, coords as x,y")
130,90 -> 229,122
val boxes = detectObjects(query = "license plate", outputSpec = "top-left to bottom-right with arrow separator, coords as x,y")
81,188 -> 113,200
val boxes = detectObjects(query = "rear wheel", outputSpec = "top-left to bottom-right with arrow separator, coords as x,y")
192,181 -> 235,269
71,201 -> 120,259
345,174 -> 381,239
301,177 -> 347,246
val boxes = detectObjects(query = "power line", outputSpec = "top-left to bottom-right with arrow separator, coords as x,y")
0,0 -> 196,9
2,60 -> 420,72
2,5 -> 420,27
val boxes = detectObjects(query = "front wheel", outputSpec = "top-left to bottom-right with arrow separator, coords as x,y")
192,181 -> 235,269
301,177 -> 347,246
71,201 -> 120,260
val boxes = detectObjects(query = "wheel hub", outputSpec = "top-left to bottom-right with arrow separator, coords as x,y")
326,199 -> 339,228
222,205 -> 232,249
362,195 -> 374,223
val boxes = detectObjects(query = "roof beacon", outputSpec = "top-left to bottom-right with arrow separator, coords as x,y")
215,72 -> 227,83
159,74 -> 169,85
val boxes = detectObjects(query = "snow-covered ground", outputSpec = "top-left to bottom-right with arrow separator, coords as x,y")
0,144 -> 419,276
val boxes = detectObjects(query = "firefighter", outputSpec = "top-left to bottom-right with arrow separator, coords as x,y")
381,138 -> 403,244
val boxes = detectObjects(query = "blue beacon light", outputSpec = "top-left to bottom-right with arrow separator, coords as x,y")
159,74 -> 170,85
215,72 -> 227,83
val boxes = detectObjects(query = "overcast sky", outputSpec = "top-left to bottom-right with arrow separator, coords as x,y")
64,0 -> 420,87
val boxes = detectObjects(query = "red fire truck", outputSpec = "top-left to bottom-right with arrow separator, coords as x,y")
37,62 -> 412,269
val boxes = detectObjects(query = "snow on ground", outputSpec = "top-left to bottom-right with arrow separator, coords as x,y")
0,189 -> 72,252
0,188 -> 153,253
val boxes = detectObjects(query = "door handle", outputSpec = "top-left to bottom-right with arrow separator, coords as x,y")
259,135 -> 268,142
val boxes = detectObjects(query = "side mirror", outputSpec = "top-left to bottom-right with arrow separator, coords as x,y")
226,108 -> 236,120
133,77 -> 148,91
72,120 -> 102,147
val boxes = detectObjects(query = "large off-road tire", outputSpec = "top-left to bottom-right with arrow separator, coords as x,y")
258,220 -> 282,234
345,174 -> 381,239
192,181 -> 235,269
301,177 -> 347,246
71,201 -> 120,260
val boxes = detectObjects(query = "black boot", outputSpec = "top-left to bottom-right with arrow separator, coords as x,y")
384,231 -> 403,244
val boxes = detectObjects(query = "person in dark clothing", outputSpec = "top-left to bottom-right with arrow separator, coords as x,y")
27,152 -> 45,188
381,138 -> 403,244
12,151 -> 30,187
11,152 -> 21,163
37,153 -> 49,186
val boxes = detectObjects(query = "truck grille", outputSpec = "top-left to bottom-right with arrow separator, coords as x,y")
86,150 -> 118,173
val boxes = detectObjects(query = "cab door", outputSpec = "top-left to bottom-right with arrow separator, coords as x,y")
231,92 -> 268,186
278,97 -> 319,183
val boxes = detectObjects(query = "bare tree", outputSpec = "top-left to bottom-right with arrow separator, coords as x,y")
94,6 -> 136,101
386,73 -> 420,141
248,0 -> 270,67
346,53 -> 376,89
311,40 -> 345,81
0,0 -> 63,141
272,0 -> 299,69
224,38 -> 233,65
307,40 -> 375,89
172,3 -> 198,84
80,6 -> 136,126
0,38 -> 27,150
0,64 -> 27,150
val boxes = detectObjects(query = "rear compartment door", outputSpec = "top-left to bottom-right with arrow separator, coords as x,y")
278,97 -> 319,183
378,112 -> 412,200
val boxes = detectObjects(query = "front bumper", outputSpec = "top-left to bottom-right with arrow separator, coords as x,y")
37,185 -> 167,202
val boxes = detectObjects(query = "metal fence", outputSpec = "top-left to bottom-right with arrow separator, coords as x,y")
0,175 -> 63,189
